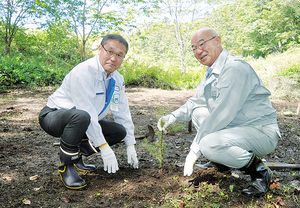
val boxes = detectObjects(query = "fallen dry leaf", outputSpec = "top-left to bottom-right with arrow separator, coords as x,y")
23,199 -> 31,205
60,196 -> 70,203
180,202 -> 186,208
33,187 -> 42,191
29,175 -> 38,180
269,180 -> 280,189
272,201 -> 279,208
3,176 -> 13,181
277,196 -> 286,206
23,127 -> 33,131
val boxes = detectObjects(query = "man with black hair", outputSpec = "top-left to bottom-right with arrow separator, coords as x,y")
39,34 -> 138,189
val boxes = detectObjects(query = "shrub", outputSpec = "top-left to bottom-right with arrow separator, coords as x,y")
0,53 -> 67,89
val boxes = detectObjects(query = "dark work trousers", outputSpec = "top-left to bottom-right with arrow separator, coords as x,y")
39,106 -> 126,152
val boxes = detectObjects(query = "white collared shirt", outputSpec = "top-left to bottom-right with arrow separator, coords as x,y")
47,56 -> 135,147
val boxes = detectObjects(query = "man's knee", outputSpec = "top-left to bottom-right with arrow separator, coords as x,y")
199,136 -> 222,160
72,110 -> 91,127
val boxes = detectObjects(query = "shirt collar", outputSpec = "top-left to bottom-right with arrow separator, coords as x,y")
206,56 -> 218,74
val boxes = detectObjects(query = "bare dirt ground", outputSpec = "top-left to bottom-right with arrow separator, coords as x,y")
0,87 -> 300,207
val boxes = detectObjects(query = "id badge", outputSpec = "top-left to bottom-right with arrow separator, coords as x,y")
110,93 -> 120,111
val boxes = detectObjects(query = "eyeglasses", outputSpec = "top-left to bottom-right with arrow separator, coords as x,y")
191,36 -> 216,52
101,45 -> 125,60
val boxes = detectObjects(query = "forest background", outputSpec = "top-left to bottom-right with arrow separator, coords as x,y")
1,1 -> 300,207
1,0 -> 300,101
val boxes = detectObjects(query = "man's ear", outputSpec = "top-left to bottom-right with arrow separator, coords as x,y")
216,36 -> 222,47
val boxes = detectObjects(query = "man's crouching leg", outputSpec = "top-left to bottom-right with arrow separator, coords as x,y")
74,138 -> 97,171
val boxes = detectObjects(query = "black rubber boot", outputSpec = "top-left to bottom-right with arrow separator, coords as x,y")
74,155 -> 96,171
74,139 -> 96,171
58,147 -> 87,190
239,153 -> 272,197
196,161 -> 231,172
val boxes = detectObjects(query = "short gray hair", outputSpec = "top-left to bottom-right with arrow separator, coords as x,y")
101,34 -> 128,54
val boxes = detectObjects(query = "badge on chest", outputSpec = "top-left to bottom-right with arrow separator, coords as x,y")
110,93 -> 120,111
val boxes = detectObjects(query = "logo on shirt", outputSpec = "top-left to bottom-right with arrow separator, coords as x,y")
115,85 -> 120,92
113,93 -> 120,104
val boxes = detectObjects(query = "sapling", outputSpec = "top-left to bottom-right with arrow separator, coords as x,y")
141,106 -> 168,173
141,130 -> 167,174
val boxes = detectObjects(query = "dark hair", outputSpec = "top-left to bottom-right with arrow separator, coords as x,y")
101,34 -> 129,54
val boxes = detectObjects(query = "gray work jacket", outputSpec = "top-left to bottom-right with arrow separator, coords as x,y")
172,49 -> 279,147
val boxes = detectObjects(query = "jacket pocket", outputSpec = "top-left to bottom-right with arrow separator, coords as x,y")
213,82 -> 229,98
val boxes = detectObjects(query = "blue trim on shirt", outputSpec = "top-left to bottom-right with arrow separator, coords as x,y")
99,78 -> 115,116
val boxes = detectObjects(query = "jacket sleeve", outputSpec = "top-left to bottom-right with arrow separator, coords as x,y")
111,80 -> 136,146
171,78 -> 207,121
193,61 -> 252,144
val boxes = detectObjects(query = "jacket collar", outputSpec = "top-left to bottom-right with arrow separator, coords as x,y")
204,49 -> 229,85
211,48 -> 229,75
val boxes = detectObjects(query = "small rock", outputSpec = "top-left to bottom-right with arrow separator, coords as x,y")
283,110 -> 294,116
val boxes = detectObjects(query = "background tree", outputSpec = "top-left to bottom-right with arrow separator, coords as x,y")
37,0 -> 161,62
38,0 -> 112,61
205,0 -> 300,58
127,0 -> 214,74
0,0 -> 37,55
156,0 -> 213,73
0,0 -> 299,92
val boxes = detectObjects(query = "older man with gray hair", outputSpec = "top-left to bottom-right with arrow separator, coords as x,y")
158,28 -> 280,197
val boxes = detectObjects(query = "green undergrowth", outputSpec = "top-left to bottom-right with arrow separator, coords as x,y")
1,47 -> 300,101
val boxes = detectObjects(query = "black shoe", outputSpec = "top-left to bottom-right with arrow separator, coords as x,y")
240,154 -> 272,197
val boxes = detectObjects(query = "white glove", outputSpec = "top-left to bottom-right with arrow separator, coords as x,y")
100,144 -> 119,174
127,145 -> 138,169
157,114 -> 176,131
184,150 -> 201,176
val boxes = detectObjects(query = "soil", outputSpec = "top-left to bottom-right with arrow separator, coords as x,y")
0,87 -> 300,208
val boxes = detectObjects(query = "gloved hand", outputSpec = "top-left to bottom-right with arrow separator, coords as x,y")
127,144 -> 138,169
184,149 -> 201,176
100,143 -> 119,174
157,114 -> 176,131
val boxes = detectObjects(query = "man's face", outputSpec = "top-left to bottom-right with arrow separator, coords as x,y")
98,39 -> 126,75
191,30 -> 221,67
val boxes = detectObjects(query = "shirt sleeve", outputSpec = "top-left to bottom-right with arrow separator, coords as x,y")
70,68 -> 106,147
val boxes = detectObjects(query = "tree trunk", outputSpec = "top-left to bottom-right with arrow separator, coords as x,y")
4,33 -> 12,55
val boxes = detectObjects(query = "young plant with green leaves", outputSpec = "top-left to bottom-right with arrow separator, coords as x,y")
141,130 -> 167,173
140,106 -> 169,173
